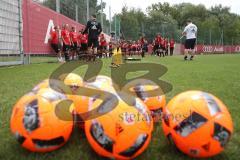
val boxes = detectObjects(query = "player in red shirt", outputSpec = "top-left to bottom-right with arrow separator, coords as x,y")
131,41 -> 137,56
164,38 -> 169,56
170,38 -> 175,56
136,40 -> 141,56
108,42 -> 113,57
99,33 -> 107,58
152,40 -> 156,56
108,32 -> 117,57
155,34 -> 162,44
121,41 -> 128,57
154,33 -> 162,56
78,30 -> 88,60
139,36 -> 145,46
70,26 -> 79,60
49,25 -> 63,62
127,41 -> 132,56
160,37 -> 165,57
140,37 -> 148,58
149,43 -> 154,56
61,24 -> 71,61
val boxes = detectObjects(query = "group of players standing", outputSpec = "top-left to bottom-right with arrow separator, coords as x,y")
114,35 -> 175,58
50,24 -> 90,62
116,38 -> 148,58
50,14 -> 105,62
152,33 -> 175,57
49,14 -> 176,63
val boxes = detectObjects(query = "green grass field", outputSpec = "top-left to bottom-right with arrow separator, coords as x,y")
0,54 -> 240,160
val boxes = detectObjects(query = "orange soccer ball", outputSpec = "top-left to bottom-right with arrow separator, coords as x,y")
85,94 -> 153,160
162,90 -> 233,158
10,89 -> 74,152
123,79 -> 166,122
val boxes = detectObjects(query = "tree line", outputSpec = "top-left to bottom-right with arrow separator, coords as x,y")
119,2 -> 240,45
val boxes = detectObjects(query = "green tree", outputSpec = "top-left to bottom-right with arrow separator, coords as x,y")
119,7 -> 143,40
146,3 -> 181,41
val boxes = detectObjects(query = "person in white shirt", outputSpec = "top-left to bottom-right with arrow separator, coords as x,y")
182,19 -> 198,60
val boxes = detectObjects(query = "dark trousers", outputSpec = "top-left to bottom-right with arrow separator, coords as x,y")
165,49 -> 169,56
63,43 -> 70,61
170,48 -> 174,56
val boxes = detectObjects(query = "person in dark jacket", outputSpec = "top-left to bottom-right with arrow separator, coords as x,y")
83,14 -> 102,61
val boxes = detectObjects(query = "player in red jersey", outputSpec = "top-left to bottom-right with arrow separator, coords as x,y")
126,41 -> 130,57
99,33 -> 107,58
160,37 -> 165,57
136,40 -> 141,56
61,24 -> 71,62
109,32 -> 117,57
108,42 -> 113,57
141,37 -> 148,58
127,41 -> 132,56
164,38 -> 169,56
152,40 -> 156,56
139,36 -> 145,46
78,30 -> 88,60
131,41 -> 137,56
70,26 -> 79,60
169,38 -> 175,56
49,25 -> 63,62
154,33 -> 162,56
121,41 -> 128,58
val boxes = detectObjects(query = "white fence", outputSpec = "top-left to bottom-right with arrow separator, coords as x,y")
0,0 -> 23,66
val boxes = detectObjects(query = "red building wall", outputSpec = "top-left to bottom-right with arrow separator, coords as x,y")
22,0 -> 85,54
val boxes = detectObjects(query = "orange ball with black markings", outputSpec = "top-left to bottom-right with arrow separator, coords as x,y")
84,93 -> 153,159
123,79 -> 166,122
10,89 -> 74,152
162,90 -> 233,158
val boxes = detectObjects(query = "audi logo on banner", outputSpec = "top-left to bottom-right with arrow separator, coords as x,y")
202,46 -> 224,53
203,46 -> 213,53
214,46 -> 224,52
181,44 -> 240,54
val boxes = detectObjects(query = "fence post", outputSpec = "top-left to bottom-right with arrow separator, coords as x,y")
86,0 -> 89,21
109,6 -> 111,33
75,5 -> 78,22
56,0 -> 60,13
101,0 -> 103,30
19,0 -> 24,64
